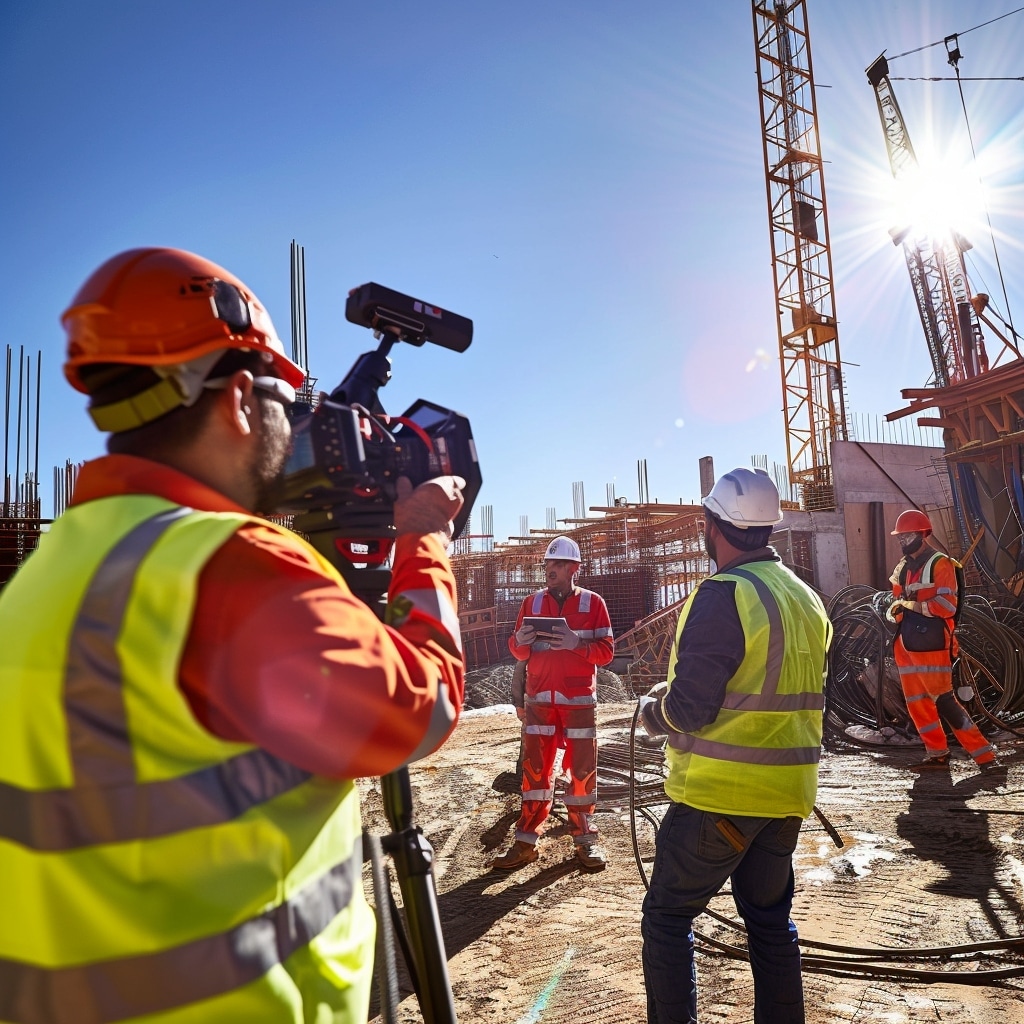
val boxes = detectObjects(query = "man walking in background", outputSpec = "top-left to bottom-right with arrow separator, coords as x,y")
639,467 -> 831,1024
492,535 -> 614,872
886,508 -> 997,771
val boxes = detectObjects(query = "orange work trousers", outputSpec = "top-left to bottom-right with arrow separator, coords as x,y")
514,696 -> 599,845
893,637 -> 994,764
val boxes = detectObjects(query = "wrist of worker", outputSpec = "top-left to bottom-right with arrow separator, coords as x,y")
640,696 -> 672,736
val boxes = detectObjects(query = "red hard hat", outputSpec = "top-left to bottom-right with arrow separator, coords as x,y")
891,509 -> 932,536
62,247 -> 305,392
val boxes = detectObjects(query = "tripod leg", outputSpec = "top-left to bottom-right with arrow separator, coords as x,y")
381,769 -> 459,1024
366,831 -> 403,1019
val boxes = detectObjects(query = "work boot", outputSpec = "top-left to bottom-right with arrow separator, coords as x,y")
575,843 -> 608,872
905,752 -> 951,770
491,840 -> 538,871
979,757 -> 1005,773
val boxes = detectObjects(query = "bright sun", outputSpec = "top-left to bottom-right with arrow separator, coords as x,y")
885,159 -> 986,245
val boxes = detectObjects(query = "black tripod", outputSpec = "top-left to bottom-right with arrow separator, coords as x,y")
290,332 -> 461,1022
299,508 -> 458,1024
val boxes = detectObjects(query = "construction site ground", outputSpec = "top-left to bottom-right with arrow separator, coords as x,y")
361,672 -> 1024,1024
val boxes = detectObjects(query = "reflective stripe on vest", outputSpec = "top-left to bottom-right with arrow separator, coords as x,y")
0,847 -> 361,1024
0,498 -> 369,1023
663,560 -> 829,818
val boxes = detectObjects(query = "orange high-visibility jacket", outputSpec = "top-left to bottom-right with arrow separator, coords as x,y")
509,588 -> 614,699
891,550 -> 961,658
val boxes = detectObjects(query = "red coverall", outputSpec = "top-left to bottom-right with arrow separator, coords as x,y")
891,550 -> 994,765
508,587 -> 614,844
72,455 -> 465,778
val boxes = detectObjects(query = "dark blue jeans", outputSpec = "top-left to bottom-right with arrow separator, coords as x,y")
641,803 -> 805,1024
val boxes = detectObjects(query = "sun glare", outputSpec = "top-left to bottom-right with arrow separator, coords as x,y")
885,159 -> 987,245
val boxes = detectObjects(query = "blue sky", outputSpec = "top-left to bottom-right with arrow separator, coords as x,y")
3,1 -> 1023,542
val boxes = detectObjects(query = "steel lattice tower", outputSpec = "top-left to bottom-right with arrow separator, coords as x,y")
753,0 -> 847,510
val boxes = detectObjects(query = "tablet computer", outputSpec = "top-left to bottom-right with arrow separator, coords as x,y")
524,616 -> 568,639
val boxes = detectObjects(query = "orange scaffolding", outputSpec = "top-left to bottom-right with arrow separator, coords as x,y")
451,502 -> 709,692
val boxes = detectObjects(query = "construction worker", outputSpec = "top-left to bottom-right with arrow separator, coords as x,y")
492,535 -> 615,871
0,247 -> 465,1023
886,508 -> 997,771
639,467 -> 831,1024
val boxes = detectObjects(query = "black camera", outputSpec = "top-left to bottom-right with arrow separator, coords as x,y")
277,283 -> 481,600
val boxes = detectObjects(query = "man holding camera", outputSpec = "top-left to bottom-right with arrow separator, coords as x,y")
638,468 -> 831,1024
492,535 -> 614,872
0,247 -> 465,1023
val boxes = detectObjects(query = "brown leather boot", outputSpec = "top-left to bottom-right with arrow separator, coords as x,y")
575,843 -> 608,872
905,752 -> 950,770
491,840 -> 538,871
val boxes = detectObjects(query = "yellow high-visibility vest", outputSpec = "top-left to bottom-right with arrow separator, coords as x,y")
663,559 -> 832,819
0,494 -> 374,1023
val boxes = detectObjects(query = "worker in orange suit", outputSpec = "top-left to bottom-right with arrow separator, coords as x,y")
492,535 -> 615,871
0,247 -> 465,1023
886,509 -> 997,771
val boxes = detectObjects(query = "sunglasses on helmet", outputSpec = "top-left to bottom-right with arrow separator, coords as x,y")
212,279 -> 253,335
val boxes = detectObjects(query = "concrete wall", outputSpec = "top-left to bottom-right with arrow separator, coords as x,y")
771,442 -> 954,599
777,509 -> 848,598
833,440 -> 953,592
832,441 -> 952,511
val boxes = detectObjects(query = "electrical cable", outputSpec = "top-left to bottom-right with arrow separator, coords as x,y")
621,619 -> 1024,984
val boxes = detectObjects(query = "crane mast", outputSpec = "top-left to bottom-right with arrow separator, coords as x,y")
866,54 -> 987,386
753,0 -> 847,511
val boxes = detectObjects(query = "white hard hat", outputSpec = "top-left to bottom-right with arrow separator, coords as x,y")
703,468 -> 782,528
544,536 -> 581,561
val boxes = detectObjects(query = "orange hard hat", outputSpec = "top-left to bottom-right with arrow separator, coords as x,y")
891,509 -> 932,536
62,247 -> 305,393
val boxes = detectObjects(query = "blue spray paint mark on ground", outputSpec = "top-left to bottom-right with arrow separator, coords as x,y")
516,945 -> 576,1024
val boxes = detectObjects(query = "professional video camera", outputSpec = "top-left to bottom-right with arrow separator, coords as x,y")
278,283 -> 478,1023
278,282 -> 481,604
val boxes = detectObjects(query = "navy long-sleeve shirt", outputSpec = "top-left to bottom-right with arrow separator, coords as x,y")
644,548 -> 780,735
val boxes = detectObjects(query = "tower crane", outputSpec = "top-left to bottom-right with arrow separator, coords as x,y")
867,54 -> 1024,593
866,54 -> 989,387
752,0 -> 847,511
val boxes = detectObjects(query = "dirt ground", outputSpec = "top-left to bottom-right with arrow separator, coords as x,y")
361,696 -> 1024,1024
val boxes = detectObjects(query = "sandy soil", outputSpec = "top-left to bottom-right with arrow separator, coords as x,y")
361,700 -> 1024,1024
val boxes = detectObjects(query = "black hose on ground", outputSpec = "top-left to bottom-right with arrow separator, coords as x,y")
620,700 -> 1024,985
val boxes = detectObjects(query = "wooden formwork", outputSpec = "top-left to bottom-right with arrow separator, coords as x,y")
451,503 -> 708,672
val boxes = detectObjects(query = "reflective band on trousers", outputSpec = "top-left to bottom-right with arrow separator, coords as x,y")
0,848 -> 360,1024
565,727 -> 597,739
527,691 -> 596,706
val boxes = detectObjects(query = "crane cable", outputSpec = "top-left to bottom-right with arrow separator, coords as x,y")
946,38 -> 1020,348
886,6 -> 1024,61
